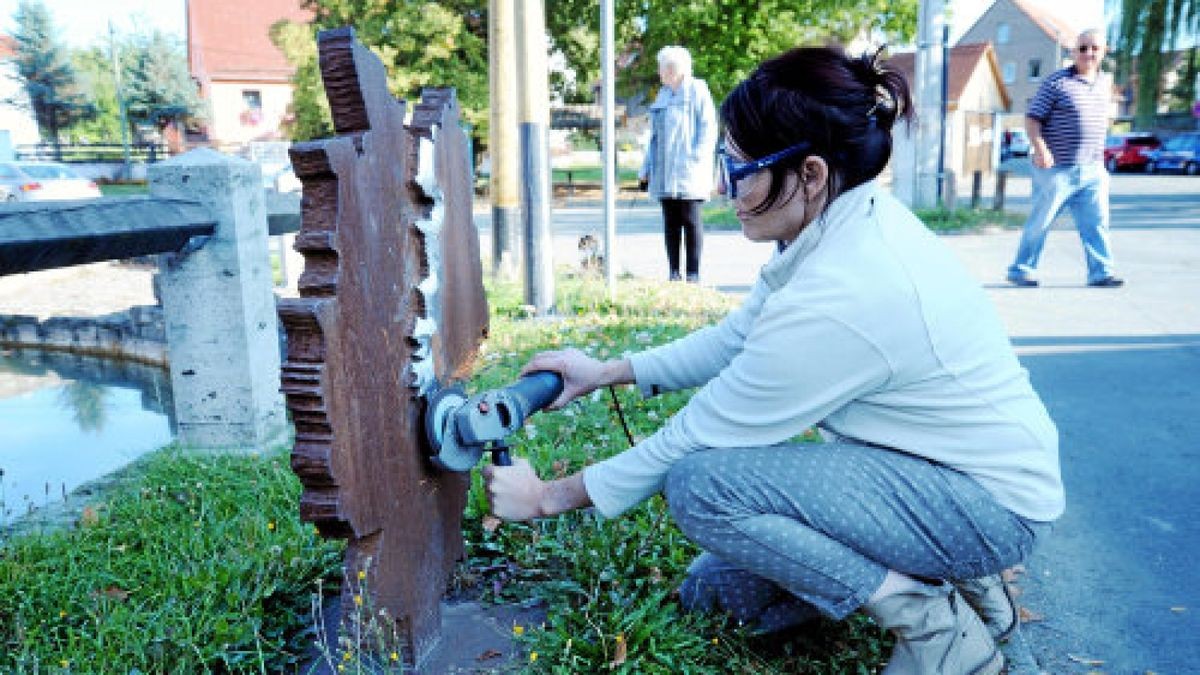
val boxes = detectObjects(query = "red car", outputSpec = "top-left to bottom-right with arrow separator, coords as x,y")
1104,133 -> 1161,172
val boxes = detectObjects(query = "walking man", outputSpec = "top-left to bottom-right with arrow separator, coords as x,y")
1006,29 -> 1124,288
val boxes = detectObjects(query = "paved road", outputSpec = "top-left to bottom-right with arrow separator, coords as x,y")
480,171 -> 1200,673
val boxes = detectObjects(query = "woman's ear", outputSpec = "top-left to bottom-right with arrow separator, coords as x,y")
802,157 -> 829,200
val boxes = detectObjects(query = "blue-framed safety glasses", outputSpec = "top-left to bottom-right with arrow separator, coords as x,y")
717,141 -> 811,199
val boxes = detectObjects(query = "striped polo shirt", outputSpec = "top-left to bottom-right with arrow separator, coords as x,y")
1027,66 -> 1110,166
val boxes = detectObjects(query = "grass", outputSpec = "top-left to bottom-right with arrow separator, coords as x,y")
98,182 -> 149,197
0,446 -> 343,672
0,273 -> 891,672
551,166 -> 640,185
702,203 -> 1024,234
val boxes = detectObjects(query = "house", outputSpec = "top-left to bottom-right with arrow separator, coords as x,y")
887,42 -> 1012,204
186,0 -> 311,151
956,0 -> 1081,116
0,35 -> 42,159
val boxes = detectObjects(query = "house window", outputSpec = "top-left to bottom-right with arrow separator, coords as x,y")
240,90 -> 263,126
997,23 -> 1011,45
1028,58 -> 1043,81
1003,62 -> 1016,84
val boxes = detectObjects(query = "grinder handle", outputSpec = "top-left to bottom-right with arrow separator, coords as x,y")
492,448 -> 512,466
508,370 -> 566,417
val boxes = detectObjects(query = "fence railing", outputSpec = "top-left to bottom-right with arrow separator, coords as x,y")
14,142 -> 169,164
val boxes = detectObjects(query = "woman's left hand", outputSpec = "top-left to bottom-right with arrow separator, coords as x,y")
482,458 -> 547,521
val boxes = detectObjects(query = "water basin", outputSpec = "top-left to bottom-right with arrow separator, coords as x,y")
0,348 -> 175,525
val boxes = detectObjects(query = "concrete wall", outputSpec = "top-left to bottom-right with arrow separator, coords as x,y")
0,306 -> 167,366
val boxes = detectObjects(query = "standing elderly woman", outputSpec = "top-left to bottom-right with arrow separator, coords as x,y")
640,45 -> 718,283
485,45 -> 1062,674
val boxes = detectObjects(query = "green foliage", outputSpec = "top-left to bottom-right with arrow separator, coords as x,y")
1113,0 -> 1200,126
0,447 -> 343,672
549,0 -> 919,106
275,0 -> 489,141
270,20 -> 334,142
10,0 -> 95,143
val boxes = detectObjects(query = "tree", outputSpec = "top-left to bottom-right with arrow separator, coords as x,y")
10,0 -> 95,145
548,0 -> 919,106
121,31 -> 207,136
1113,0 -> 1200,126
273,0 -> 489,142
270,19 -> 333,141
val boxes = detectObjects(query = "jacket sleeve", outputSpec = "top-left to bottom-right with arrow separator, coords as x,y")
641,110 -> 657,181
690,80 -> 718,163
584,300 -> 893,517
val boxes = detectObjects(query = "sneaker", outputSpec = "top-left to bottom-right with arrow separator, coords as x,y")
1088,276 -> 1125,287
686,273 -> 700,284
1006,274 -> 1039,287
954,574 -> 1019,643
669,271 -> 682,282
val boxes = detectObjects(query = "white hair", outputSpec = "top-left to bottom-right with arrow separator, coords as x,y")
1076,28 -> 1105,46
656,46 -> 693,77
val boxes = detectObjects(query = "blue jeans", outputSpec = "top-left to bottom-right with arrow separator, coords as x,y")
1008,162 -> 1115,283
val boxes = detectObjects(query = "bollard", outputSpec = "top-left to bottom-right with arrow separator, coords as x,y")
993,170 -> 1007,211
971,170 -> 983,209
149,149 -> 287,450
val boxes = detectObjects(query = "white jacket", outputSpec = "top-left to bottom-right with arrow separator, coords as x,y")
583,181 -> 1064,521
641,76 -> 718,200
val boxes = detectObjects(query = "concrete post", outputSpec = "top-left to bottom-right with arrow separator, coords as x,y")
149,148 -> 286,450
489,0 -> 520,279
516,0 -> 555,315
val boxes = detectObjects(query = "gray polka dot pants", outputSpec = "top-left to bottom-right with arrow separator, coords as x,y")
665,442 -> 1041,628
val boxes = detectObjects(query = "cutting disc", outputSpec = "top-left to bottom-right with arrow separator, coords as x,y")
424,384 -> 480,472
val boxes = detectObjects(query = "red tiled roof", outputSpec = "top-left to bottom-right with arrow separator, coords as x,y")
885,42 -> 1011,112
188,0 -> 312,84
1011,0 -> 1080,45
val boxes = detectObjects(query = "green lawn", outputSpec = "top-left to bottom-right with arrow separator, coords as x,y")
703,202 -> 1024,233
99,183 -> 150,197
0,274 -> 892,672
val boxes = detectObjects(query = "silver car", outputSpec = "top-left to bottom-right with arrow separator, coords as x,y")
0,162 -> 103,202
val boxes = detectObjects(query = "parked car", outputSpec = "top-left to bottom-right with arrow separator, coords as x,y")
1104,133 -> 1161,172
1147,132 -> 1200,175
0,162 -> 103,202
1001,129 -> 1030,160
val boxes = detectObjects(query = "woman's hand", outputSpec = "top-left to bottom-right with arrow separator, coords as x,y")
520,348 -> 632,409
482,458 -> 547,521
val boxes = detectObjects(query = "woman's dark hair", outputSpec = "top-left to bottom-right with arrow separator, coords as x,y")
720,45 -> 914,215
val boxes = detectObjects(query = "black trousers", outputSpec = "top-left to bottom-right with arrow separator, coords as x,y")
660,198 -> 704,279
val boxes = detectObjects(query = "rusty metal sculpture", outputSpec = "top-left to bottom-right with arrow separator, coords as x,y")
276,27 -> 488,664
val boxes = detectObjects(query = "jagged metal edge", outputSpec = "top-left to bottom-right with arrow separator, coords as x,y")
409,128 -> 444,397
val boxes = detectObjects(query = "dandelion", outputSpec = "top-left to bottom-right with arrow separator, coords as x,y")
353,594 -> 363,607
711,637 -> 719,645
267,521 -> 276,531
390,652 -> 400,662
529,652 -> 539,662
343,650 -> 352,661
60,660 -> 68,668
337,666 -> 345,673
512,624 -> 525,636
59,610 -> 66,618
357,570 -> 367,581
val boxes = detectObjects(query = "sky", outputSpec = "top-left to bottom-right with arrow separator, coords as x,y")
0,0 -> 186,47
0,0 -> 1108,50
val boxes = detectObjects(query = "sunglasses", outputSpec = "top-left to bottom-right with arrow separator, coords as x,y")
1077,45 -> 1103,53
717,141 -> 811,199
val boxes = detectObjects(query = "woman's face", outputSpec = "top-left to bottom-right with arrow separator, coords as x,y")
658,64 -> 683,89
719,138 -> 826,244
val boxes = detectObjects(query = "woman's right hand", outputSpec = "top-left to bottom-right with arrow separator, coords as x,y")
521,348 -> 629,409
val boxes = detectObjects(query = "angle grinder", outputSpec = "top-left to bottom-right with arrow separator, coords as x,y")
424,371 -> 565,472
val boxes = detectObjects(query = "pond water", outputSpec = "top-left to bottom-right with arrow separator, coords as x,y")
0,349 -> 175,525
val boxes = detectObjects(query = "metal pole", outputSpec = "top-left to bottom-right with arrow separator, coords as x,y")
109,22 -> 132,180
600,0 -> 616,299
938,23 -> 950,207
488,0 -> 519,279
516,0 -> 555,314
914,0 -> 946,208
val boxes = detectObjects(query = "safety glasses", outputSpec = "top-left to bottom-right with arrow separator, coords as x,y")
717,141 -> 811,199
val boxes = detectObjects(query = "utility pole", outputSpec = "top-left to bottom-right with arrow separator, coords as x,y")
109,22 -> 132,180
488,0 -> 519,279
599,0 -> 616,299
913,0 -> 946,208
516,0 -> 554,314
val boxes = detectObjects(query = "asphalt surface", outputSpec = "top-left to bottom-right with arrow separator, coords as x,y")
475,170 -> 1200,673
